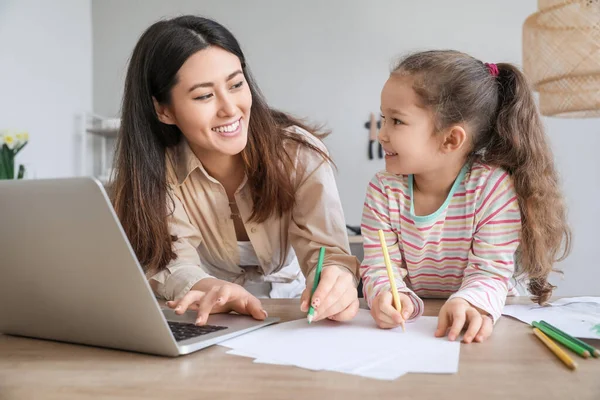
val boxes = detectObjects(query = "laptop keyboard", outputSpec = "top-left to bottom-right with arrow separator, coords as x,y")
167,321 -> 228,342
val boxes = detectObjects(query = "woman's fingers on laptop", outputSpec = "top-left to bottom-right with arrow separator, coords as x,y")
212,284 -> 266,320
166,280 -> 267,324
169,288 -> 217,321
167,300 -> 199,312
231,295 -> 267,321
169,293 -> 198,314
193,287 -> 221,325
215,284 -> 232,305
167,279 -> 227,314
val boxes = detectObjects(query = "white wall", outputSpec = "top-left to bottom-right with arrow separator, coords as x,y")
92,0 -> 599,296
545,118 -> 599,295
0,0 -> 92,178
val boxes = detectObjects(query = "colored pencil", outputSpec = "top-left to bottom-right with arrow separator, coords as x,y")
532,321 -> 590,358
540,320 -> 600,358
378,229 -> 405,332
307,247 -> 325,324
533,327 -> 577,370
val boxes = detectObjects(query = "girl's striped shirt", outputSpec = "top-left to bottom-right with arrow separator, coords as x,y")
360,163 -> 521,322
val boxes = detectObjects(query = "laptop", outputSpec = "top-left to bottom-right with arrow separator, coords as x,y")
0,177 -> 279,356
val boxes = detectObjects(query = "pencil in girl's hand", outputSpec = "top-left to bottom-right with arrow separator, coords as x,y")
533,327 -> 578,370
377,229 -> 405,332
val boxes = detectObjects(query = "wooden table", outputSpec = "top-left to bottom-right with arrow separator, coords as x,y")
1,298 -> 599,400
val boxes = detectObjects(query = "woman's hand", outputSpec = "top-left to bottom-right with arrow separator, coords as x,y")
166,278 -> 267,325
435,298 -> 494,343
300,265 -> 359,322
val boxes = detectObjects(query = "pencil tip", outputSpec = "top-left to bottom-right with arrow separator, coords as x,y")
570,362 -> 578,370
307,315 -> 313,324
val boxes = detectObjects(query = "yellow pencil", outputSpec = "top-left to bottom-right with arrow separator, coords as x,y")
377,229 -> 405,332
533,328 -> 577,370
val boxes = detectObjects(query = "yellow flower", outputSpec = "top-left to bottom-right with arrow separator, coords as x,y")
15,131 -> 29,146
3,134 -> 15,150
16,132 -> 28,140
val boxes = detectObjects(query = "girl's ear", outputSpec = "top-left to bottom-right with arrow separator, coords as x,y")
440,125 -> 467,154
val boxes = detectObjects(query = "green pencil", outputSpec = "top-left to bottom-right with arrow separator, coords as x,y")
532,321 -> 590,358
540,320 -> 600,358
307,247 -> 325,324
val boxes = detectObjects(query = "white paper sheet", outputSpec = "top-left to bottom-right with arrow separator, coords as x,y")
220,309 -> 460,380
502,296 -> 600,339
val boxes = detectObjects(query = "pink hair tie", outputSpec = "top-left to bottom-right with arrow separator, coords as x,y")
485,62 -> 499,77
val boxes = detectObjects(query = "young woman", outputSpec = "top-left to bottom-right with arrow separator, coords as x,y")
111,16 -> 360,326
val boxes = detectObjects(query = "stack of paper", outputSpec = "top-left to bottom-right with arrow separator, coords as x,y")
219,309 -> 460,380
502,296 -> 600,339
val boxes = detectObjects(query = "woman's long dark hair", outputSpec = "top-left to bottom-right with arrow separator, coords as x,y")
112,16 -> 329,273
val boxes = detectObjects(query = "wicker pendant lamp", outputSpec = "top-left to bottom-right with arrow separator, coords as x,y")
523,0 -> 600,117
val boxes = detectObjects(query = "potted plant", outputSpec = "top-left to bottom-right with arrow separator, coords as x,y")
0,130 -> 29,180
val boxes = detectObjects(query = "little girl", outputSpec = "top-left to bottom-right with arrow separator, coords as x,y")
360,50 -> 571,343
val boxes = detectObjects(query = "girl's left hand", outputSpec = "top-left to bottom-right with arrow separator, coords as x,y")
435,298 -> 494,343
300,265 -> 359,322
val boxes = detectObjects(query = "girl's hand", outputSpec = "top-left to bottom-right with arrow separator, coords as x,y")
166,278 -> 267,325
370,291 -> 414,329
435,298 -> 494,343
300,265 -> 359,322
